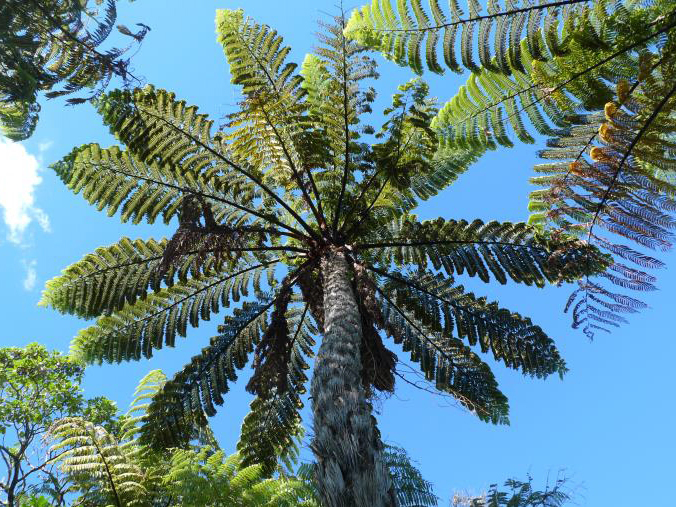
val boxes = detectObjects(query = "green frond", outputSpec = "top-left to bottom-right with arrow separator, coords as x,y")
51,142 -> 247,225
48,417 -> 149,506
384,445 -> 439,506
358,216 -> 610,287
119,369 -> 167,442
217,9 -> 304,99
342,79 -> 487,235
141,295 -> 275,449
376,284 -> 510,424
0,95 -> 39,141
93,85 -> 269,207
432,43 -> 566,150
164,446 -> 317,506
375,269 -> 566,378
70,260 -> 278,364
528,37 -> 676,336
300,14 -> 380,229
238,302 -> 315,476
430,1 -> 667,151
217,8 -> 324,214
40,237 -> 221,319
0,0 -> 148,140
344,0 -> 595,76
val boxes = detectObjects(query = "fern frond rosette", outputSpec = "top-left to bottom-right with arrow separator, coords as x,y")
45,8 -> 608,506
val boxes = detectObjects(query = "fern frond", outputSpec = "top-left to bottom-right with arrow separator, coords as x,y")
70,260 -> 279,364
341,78 -> 487,236
529,41 -> 676,335
300,14 -> 380,231
40,237 -> 224,319
432,41 -> 567,150
119,369 -> 167,442
51,142 -> 251,225
345,0 -> 594,75
375,284 -> 510,424
238,302 -> 315,476
372,267 -> 566,378
48,417 -> 149,506
384,445 -> 439,506
357,216 -> 610,286
164,446 -> 289,506
0,0 -> 148,140
217,9 -> 325,225
431,3 -> 671,150
141,295 -> 276,449
94,84 -> 319,240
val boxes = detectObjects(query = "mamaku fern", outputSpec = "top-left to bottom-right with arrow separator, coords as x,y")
0,0 -> 148,140
43,8 -> 608,507
348,0 -> 676,337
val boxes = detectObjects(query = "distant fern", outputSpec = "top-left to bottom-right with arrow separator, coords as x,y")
453,474 -> 571,506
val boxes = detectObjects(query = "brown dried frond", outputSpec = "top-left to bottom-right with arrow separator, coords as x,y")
298,267 -> 325,332
354,263 -> 397,395
246,286 -> 292,399
158,195 -> 263,278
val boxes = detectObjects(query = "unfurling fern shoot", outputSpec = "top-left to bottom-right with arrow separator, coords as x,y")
42,8 -> 607,507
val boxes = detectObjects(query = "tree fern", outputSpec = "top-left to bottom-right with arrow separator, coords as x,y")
45,8 -> 609,506
0,0 -> 148,140
49,369 -> 317,506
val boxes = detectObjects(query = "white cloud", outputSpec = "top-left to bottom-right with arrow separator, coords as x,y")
38,140 -> 54,153
22,259 -> 37,291
0,137 -> 51,244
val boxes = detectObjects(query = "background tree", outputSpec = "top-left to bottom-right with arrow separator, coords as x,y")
452,474 -> 572,507
0,0 -> 148,141
0,344 -> 117,507
346,0 -> 676,338
41,7 -> 607,507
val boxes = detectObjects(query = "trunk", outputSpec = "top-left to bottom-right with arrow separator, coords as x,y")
310,248 -> 397,507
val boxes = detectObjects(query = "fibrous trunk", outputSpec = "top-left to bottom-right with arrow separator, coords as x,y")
310,247 -> 397,507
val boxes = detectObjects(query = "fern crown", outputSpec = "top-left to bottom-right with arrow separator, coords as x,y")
42,8 -> 608,467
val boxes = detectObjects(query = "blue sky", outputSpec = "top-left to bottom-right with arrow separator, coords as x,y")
1,1 -> 674,504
